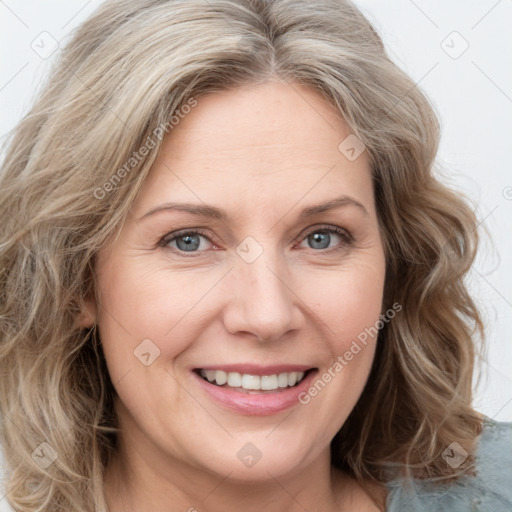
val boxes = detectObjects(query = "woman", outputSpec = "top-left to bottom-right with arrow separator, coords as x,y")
0,0 -> 510,510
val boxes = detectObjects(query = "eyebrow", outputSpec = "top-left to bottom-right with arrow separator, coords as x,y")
138,195 -> 369,222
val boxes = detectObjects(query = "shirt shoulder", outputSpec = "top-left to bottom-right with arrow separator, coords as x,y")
385,419 -> 512,511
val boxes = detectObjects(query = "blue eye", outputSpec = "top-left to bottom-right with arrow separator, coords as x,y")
163,230 -> 213,253
307,232 -> 331,249
299,227 -> 352,250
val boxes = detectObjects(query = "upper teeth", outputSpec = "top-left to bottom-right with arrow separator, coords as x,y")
200,370 -> 306,390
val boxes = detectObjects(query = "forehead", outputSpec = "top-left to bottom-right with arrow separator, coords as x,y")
133,81 -> 374,218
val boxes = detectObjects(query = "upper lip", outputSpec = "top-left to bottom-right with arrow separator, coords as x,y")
193,364 -> 316,375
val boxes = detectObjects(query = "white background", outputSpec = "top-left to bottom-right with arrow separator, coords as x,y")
1,0 -> 511,509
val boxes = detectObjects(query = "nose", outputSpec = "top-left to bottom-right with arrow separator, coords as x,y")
222,249 -> 304,343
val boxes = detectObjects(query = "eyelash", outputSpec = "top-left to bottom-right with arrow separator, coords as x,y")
158,225 -> 354,256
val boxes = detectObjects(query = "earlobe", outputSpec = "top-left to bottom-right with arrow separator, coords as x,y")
76,294 -> 98,329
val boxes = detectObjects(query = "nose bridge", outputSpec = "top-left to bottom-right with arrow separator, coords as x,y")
224,242 -> 301,342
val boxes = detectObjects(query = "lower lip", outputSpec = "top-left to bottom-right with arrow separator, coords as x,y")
192,370 -> 318,416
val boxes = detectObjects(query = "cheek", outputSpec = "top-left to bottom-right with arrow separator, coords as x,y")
304,257 -> 386,346
294,264 -> 385,438
95,257 -> 221,379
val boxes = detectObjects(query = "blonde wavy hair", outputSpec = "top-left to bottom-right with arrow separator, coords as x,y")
0,0 -> 484,510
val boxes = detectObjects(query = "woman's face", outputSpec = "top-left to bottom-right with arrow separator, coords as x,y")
84,81 -> 386,482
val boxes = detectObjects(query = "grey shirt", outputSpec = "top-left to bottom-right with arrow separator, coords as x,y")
385,419 -> 512,511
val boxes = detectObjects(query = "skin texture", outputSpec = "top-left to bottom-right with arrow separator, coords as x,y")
81,81 -> 388,511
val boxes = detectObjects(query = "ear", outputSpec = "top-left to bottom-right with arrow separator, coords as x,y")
76,291 -> 98,329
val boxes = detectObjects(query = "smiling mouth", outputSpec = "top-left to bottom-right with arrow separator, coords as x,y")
194,368 -> 316,394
